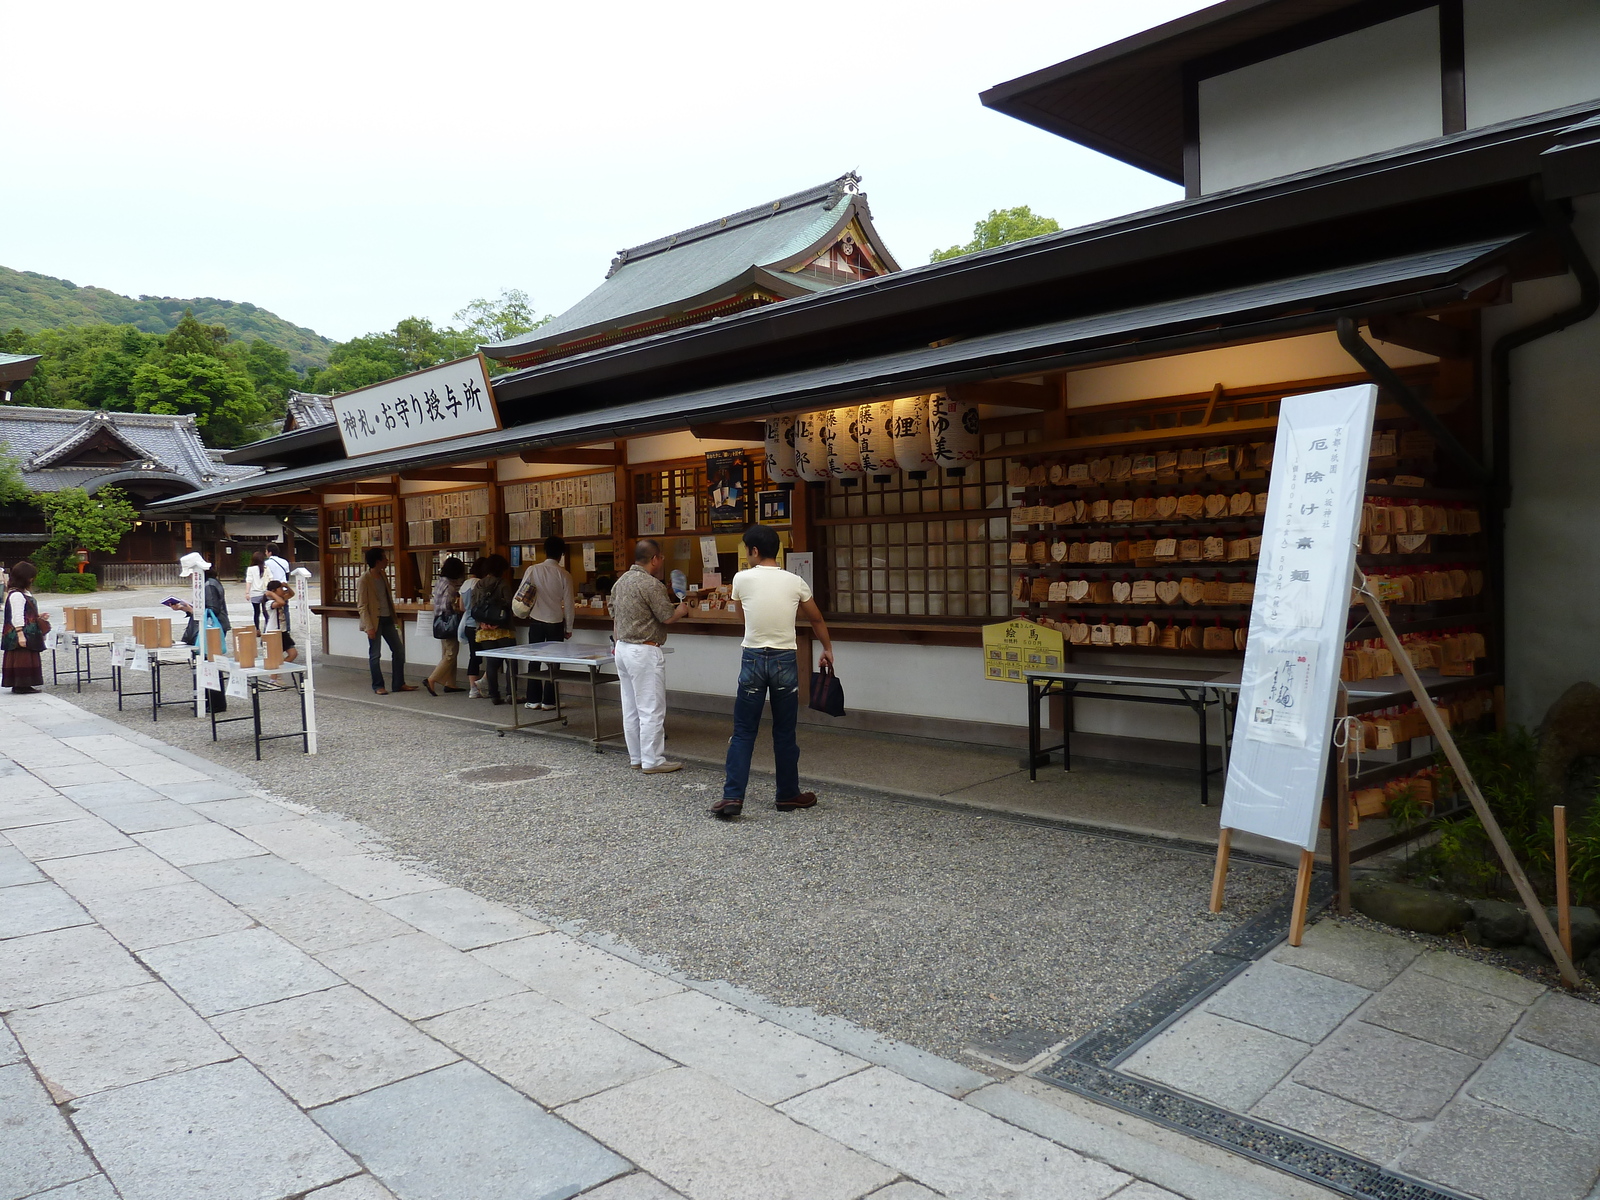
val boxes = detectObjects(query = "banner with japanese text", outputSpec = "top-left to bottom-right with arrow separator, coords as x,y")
1220,384 -> 1377,851
332,354 -> 500,458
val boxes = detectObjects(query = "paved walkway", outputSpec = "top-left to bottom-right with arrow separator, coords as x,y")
0,690 -> 1329,1200
1124,921 -> 1600,1200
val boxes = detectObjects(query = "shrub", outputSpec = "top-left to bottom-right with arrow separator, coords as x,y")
51,573 -> 98,594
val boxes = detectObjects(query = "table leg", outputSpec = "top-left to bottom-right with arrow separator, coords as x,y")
1062,683 -> 1074,773
115,665 -> 123,711
151,661 -> 161,722
589,665 -> 602,752
297,674 -> 309,754
1028,679 -> 1041,782
251,679 -> 263,761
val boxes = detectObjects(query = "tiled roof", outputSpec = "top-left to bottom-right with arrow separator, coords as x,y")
0,407 -> 261,494
283,390 -> 335,432
483,174 -> 892,361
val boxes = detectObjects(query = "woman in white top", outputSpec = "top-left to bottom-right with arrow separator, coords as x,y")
245,550 -> 268,632
458,557 -> 485,698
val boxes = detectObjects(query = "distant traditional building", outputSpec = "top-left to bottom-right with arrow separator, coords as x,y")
0,352 -> 42,404
282,390 -> 336,433
0,406 -> 263,577
482,173 -> 899,368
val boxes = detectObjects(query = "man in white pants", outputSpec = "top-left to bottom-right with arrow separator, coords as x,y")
608,539 -> 694,773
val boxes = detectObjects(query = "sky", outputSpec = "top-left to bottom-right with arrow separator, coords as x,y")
3,1 -> 1211,344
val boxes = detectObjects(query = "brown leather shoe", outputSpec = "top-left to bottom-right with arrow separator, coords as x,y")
775,792 -> 818,811
708,798 -> 743,819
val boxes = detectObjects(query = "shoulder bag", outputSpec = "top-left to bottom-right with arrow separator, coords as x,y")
808,662 -> 846,717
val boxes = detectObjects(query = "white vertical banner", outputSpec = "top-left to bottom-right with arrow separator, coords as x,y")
291,567 -> 318,754
1221,384 -> 1377,851
191,567 -> 207,718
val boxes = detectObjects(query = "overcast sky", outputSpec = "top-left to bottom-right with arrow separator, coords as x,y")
5,1 -> 1210,343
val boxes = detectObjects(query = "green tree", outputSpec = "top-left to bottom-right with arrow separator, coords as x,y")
0,450 -> 29,507
130,353 -> 267,446
453,288 -> 548,345
32,485 -> 138,582
240,339 -> 298,412
163,309 -> 231,357
930,206 -> 1062,263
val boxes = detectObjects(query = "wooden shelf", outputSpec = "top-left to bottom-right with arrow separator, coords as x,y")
1024,603 -> 1253,619
815,508 -> 999,527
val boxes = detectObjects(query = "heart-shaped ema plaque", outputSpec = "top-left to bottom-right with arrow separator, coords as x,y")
1156,580 -> 1181,605
1156,495 -> 1178,519
1204,493 -> 1228,519
1066,579 -> 1090,602
1050,540 -> 1068,561
1111,581 -> 1132,603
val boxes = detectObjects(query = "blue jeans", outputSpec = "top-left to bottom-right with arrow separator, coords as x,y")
722,648 -> 800,802
367,616 -> 406,690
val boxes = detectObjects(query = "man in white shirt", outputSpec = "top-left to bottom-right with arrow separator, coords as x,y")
264,548 -> 291,586
517,536 -> 577,710
710,524 -> 834,819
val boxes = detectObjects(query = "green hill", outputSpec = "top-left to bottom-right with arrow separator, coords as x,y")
0,265 -> 333,373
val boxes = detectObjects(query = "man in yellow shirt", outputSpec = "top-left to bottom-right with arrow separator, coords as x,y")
711,525 -> 834,819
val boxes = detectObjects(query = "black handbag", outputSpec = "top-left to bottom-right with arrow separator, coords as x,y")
808,662 -> 846,717
433,609 -> 461,640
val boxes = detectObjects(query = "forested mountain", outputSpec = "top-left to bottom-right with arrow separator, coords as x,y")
0,266 -> 333,373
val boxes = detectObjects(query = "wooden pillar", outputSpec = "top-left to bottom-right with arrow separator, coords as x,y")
791,481 -> 815,697
614,447 -> 634,570
393,480 -> 418,601
486,467 -> 505,562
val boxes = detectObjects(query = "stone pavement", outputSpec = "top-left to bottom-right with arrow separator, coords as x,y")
0,689 -> 1333,1200
1123,919 -> 1600,1200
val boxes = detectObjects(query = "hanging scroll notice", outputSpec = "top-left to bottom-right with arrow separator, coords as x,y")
331,354 -> 500,458
1221,385 -> 1377,852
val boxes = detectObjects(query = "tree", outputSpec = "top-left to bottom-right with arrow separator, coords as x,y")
241,339 -> 298,412
163,309 -> 231,357
130,353 -> 268,447
453,288 -> 548,345
32,485 -> 138,582
0,450 -> 29,507
930,206 -> 1062,263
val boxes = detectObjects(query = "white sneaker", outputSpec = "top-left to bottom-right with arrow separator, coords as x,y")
642,761 -> 683,774
468,685 -> 480,698
524,702 -> 540,710
540,703 -> 555,711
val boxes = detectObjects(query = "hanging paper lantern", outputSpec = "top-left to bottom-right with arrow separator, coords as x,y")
826,407 -> 865,485
857,401 -> 899,482
793,411 -> 832,482
764,416 -> 799,486
891,395 -> 935,479
929,392 -> 981,477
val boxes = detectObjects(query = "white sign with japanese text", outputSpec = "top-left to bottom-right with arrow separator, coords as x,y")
331,355 -> 500,458
1221,385 -> 1377,851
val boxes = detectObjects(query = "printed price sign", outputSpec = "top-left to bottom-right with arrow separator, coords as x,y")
982,619 -> 1065,684
131,646 -> 151,673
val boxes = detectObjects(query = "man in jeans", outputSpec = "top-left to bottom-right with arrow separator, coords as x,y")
609,539 -> 694,773
711,525 -> 834,819
357,547 -> 415,695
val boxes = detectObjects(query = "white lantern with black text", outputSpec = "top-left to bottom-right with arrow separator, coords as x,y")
765,415 -> 799,486
793,411 -> 831,482
929,392 -> 981,477
891,395 -> 935,479
826,407 -> 865,485
857,401 -> 898,482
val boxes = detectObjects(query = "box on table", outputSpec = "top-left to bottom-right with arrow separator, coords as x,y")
262,631 -> 284,669
133,616 -> 172,648
61,605 -> 82,631
205,627 -> 224,659
230,628 -> 258,666
130,614 -> 147,643
71,607 -> 102,633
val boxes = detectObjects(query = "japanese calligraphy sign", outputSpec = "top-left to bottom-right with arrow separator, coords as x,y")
1221,384 -> 1377,851
331,355 -> 500,458
983,618 -> 1065,684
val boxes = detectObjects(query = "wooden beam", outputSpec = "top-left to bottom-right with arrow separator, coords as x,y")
977,412 -> 1045,436
946,380 -> 1057,411
688,421 -> 765,442
249,492 -> 326,507
1368,314 -> 1474,361
518,447 -> 623,466
311,480 -> 396,496
397,467 -> 494,483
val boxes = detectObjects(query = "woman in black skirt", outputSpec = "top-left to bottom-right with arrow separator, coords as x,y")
2,561 -> 46,694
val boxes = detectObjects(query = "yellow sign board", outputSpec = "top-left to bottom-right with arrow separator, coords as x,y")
982,618 -> 1065,684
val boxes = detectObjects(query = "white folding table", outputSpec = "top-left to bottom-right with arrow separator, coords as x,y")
475,641 -> 672,752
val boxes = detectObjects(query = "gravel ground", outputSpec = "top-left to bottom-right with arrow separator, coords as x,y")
60,668 -> 1287,1069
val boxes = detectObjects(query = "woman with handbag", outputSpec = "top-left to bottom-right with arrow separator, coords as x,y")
470,555 -> 517,705
424,557 -> 468,696
2,561 -> 47,694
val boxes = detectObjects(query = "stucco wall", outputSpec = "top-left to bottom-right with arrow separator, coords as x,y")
1464,0 -> 1600,128
1197,8 -> 1442,194
1491,195 -> 1600,730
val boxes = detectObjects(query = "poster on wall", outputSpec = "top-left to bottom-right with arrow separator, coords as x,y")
1220,384 -> 1378,852
636,503 -> 666,537
704,450 -> 748,531
757,490 -> 790,525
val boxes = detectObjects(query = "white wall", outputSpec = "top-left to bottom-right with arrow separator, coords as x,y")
1464,0 -> 1600,128
1491,194 -> 1600,729
1064,329 -> 1436,409
1198,8 -> 1442,194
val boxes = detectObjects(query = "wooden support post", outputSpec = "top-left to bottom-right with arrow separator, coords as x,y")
1334,684 -> 1353,915
1210,827 -> 1232,913
1555,805 -> 1572,962
1358,586 -> 1581,987
1289,849 -> 1316,946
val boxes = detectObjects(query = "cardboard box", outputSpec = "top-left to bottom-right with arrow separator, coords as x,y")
133,616 -> 172,648
205,627 -> 224,660
131,615 -> 147,643
62,606 -> 82,631
79,608 -> 102,633
262,631 -> 284,669
230,628 -> 258,666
